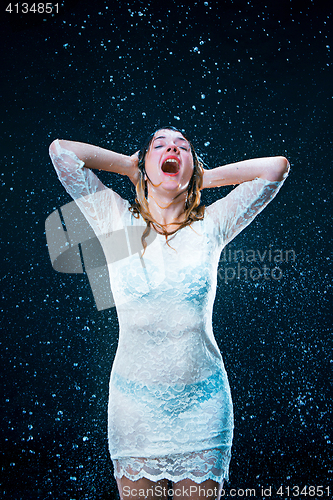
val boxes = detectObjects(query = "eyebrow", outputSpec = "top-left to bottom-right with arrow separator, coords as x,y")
153,136 -> 188,142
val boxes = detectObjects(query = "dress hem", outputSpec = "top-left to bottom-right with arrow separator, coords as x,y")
113,469 -> 229,484
112,448 -> 231,484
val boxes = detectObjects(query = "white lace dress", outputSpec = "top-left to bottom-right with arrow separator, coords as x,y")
49,140 -> 287,484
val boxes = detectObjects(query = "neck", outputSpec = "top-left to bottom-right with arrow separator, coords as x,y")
147,189 -> 187,228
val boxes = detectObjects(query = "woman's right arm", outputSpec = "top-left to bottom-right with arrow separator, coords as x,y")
50,139 -> 140,186
49,139 -> 139,238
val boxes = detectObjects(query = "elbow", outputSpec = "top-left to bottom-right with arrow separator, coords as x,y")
266,156 -> 290,182
49,139 -> 60,156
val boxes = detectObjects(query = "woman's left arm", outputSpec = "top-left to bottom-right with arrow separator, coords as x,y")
202,156 -> 290,189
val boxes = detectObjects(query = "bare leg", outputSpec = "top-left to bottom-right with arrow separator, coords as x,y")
116,476 -> 169,500
172,478 -> 224,500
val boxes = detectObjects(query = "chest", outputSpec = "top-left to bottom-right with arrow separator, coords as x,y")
106,222 -> 220,304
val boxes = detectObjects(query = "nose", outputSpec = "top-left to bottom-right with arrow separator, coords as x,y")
166,144 -> 179,153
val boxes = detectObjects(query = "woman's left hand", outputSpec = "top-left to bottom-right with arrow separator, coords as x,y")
200,157 -> 289,189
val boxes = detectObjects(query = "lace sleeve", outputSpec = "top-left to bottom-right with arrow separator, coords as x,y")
49,139 -> 129,236
206,175 -> 288,245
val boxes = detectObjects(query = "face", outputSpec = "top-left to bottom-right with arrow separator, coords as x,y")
144,129 -> 194,196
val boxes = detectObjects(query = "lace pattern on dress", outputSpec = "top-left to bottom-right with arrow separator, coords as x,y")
49,142 -> 288,485
113,448 -> 231,483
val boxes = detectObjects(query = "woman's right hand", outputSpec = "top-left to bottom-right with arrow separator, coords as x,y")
128,151 -> 140,186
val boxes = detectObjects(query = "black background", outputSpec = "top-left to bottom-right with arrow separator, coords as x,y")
1,0 -> 332,498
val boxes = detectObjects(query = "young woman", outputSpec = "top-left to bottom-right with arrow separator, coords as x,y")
49,127 -> 289,500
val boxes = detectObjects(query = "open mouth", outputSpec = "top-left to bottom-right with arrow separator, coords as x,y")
161,159 -> 180,175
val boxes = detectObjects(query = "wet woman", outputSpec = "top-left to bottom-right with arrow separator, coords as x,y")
49,127 -> 289,500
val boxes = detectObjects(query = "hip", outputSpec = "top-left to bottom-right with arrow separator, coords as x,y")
110,368 -> 232,411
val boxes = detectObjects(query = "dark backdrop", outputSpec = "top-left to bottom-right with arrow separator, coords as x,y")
1,0 -> 332,498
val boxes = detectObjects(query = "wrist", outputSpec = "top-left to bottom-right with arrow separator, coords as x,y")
201,168 -> 211,190
128,152 -> 140,185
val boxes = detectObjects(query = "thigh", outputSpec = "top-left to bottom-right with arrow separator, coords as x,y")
116,476 -> 169,500
172,478 -> 224,500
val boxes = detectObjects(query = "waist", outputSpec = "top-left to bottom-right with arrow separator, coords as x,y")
111,368 -> 228,401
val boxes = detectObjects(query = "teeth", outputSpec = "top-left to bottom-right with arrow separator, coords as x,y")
161,158 -> 180,174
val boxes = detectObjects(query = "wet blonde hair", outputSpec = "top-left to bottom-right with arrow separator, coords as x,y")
130,127 -> 205,249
